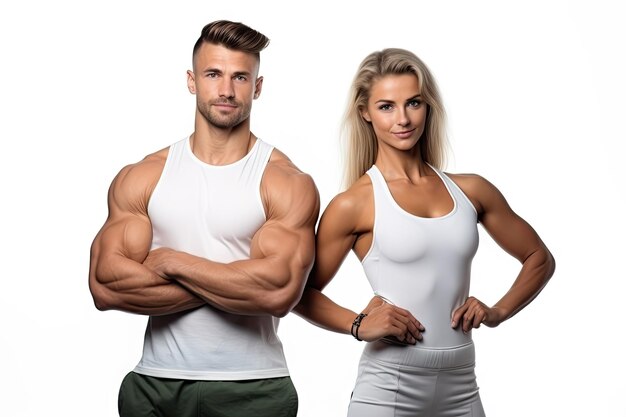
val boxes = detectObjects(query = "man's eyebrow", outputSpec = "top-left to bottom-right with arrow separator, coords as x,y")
202,68 -> 252,77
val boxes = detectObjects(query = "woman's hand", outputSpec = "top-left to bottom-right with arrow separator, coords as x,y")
451,296 -> 506,333
358,296 -> 424,344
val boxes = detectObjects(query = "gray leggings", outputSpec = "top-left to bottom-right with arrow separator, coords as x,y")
347,341 -> 485,417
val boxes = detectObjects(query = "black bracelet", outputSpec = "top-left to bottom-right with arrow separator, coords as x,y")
351,313 -> 368,341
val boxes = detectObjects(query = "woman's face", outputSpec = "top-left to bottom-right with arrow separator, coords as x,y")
361,73 -> 428,152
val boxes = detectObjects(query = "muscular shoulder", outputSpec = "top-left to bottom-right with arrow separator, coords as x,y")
331,174 -> 372,212
109,147 -> 168,214
446,172 -> 507,215
321,173 -> 374,234
262,148 -> 320,226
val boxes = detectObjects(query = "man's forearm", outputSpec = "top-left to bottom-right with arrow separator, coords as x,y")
152,249 -> 303,317
91,253 -> 205,315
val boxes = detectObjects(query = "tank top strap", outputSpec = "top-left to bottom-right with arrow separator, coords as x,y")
366,165 -> 389,196
238,138 -> 274,188
428,165 -> 478,217
365,165 -> 391,210
254,138 -> 274,161
247,138 -> 274,175
166,136 -> 188,161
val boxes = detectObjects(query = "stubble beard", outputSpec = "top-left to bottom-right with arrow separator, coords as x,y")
198,99 -> 252,129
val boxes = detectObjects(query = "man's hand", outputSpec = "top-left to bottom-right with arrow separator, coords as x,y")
143,247 -> 176,280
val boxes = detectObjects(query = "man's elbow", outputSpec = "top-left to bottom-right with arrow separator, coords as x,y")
91,291 -> 112,311
270,306 -> 291,318
265,287 -> 303,318
545,250 -> 556,281
89,280 -> 115,311
266,297 -> 297,318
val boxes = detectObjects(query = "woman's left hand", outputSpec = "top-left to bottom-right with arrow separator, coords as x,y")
451,296 -> 506,333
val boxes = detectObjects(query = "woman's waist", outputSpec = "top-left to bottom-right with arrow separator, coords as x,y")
362,338 -> 475,370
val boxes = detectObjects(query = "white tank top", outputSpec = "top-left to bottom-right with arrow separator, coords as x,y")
362,165 -> 479,348
134,136 -> 289,380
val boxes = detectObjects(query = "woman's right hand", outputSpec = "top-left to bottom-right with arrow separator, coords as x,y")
357,296 -> 424,344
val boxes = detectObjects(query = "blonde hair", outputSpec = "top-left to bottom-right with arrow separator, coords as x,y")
342,48 -> 449,188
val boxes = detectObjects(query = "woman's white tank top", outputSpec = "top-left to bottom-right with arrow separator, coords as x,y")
362,165 -> 479,348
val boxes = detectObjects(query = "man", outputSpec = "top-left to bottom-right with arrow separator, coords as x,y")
89,20 -> 319,417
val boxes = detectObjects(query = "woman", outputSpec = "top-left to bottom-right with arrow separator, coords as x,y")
294,48 -> 555,416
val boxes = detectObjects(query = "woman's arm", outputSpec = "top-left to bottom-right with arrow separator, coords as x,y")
451,174 -> 556,332
294,186 -> 423,343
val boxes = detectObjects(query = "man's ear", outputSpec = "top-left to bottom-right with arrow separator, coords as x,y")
253,76 -> 264,99
187,70 -> 196,94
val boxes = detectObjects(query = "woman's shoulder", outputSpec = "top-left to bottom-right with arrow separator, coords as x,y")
446,171 -> 498,193
324,174 -> 373,216
318,174 -> 375,236
445,171 -> 507,214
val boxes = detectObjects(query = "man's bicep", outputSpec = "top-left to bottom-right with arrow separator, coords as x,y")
252,172 -> 319,271
99,213 -> 152,262
250,220 -> 315,270
91,165 -> 154,281
106,166 -> 153,252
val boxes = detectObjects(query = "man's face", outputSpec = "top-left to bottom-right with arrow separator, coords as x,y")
187,43 -> 263,129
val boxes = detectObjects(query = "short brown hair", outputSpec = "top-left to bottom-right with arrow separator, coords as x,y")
192,20 -> 270,62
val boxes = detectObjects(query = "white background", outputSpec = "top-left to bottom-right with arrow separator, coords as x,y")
1,1 -> 625,416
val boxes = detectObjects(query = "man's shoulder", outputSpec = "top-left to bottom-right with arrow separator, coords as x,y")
261,147 -> 319,219
121,147 -> 168,177
265,147 -> 313,182
111,146 -> 169,195
266,146 -> 293,166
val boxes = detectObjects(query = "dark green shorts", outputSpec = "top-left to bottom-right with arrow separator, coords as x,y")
118,372 -> 298,417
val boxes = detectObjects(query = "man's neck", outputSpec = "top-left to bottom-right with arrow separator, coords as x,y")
190,122 -> 255,166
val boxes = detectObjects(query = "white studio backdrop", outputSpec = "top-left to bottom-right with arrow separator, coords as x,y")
1,1 -> 624,416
